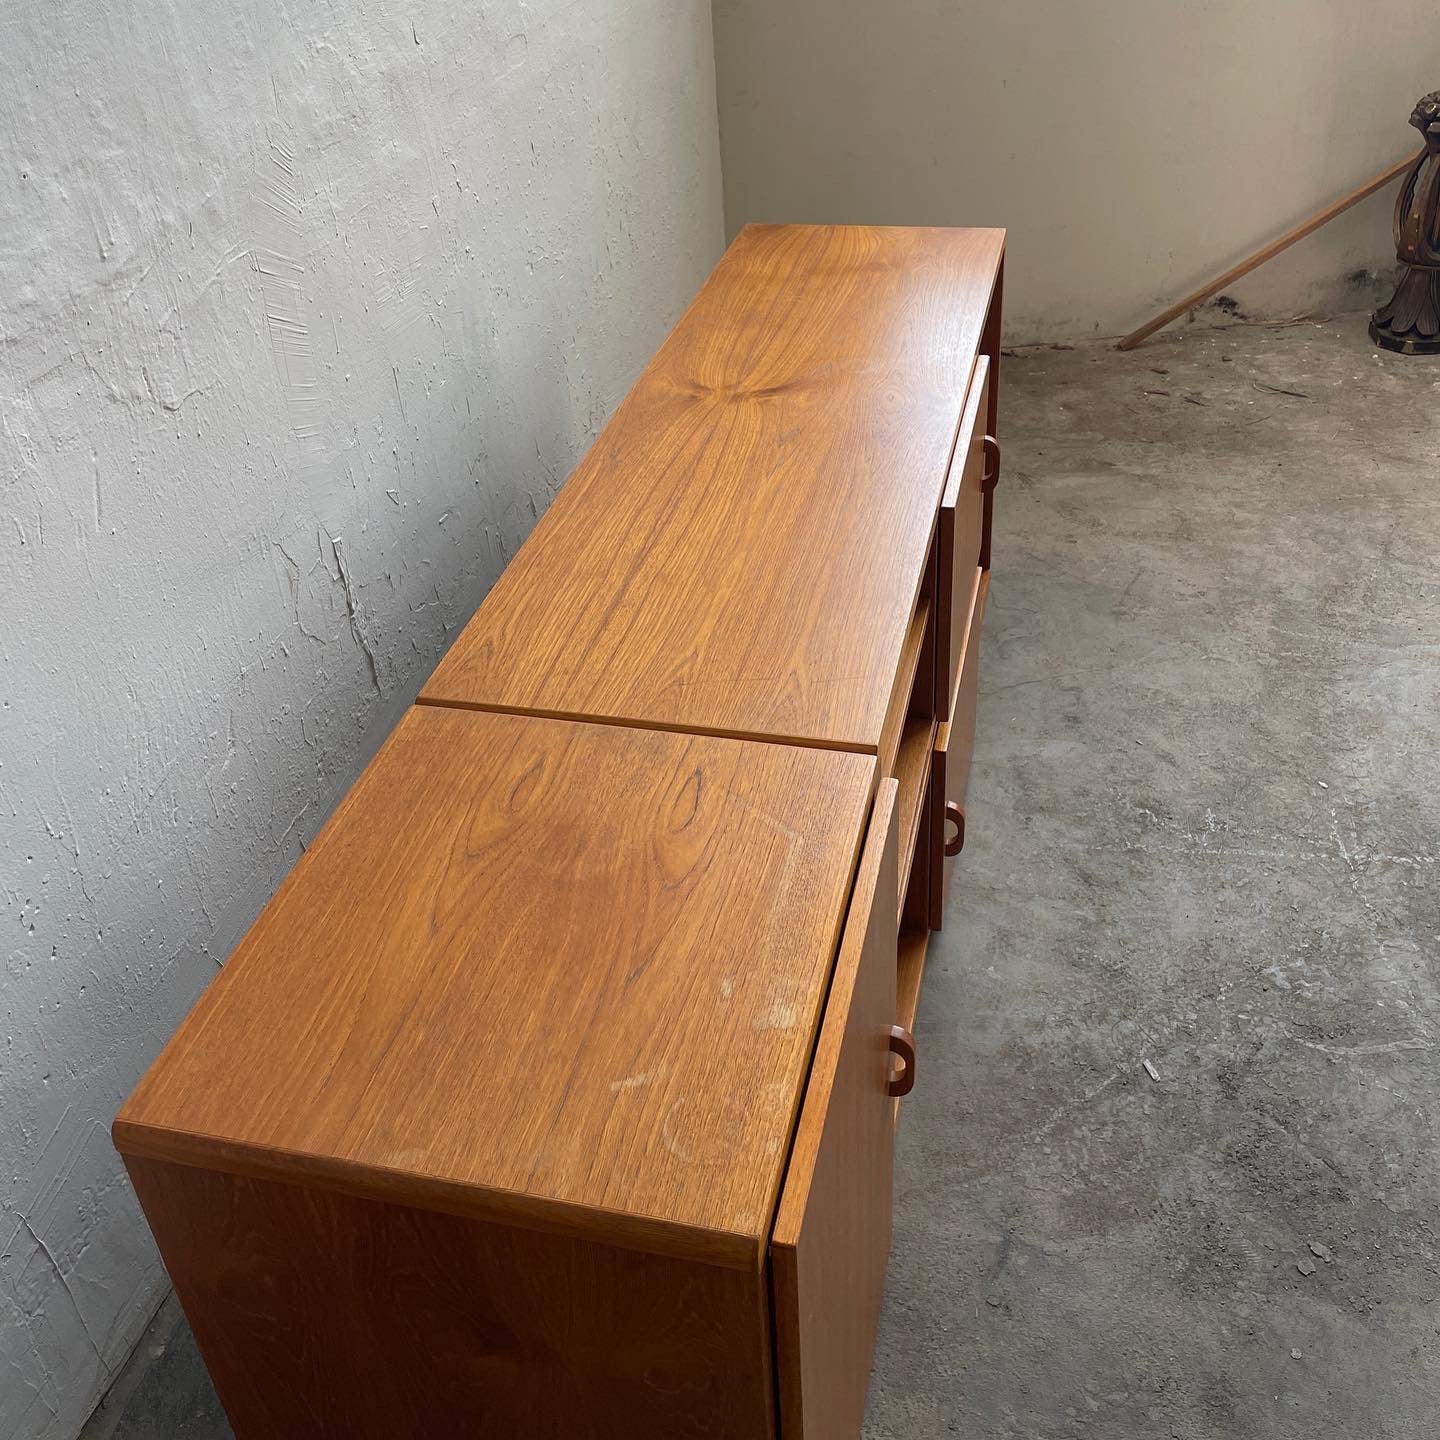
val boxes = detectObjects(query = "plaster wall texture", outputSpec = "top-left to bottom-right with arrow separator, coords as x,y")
712,0 -> 1440,342
0,3 -> 724,1436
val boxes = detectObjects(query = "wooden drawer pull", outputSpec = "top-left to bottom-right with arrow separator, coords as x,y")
943,801 -> 966,857
888,1025 -> 916,1097
982,435 -> 1001,491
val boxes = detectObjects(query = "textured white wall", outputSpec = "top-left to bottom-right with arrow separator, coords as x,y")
713,0 -> 1440,342
0,2 -> 723,1435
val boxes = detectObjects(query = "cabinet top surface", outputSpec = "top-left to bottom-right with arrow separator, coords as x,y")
420,223 -> 1005,752
116,706 -> 876,1264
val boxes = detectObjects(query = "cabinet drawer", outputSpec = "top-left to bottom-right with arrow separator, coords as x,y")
929,572 -> 987,929
772,779 -> 903,1440
937,357 -> 990,720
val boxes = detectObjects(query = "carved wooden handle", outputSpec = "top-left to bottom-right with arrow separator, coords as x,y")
944,801 -> 966,857
888,1025 -> 916,1097
982,434 -> 1001,490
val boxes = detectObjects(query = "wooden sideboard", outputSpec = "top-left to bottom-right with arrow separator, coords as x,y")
114,223 -> 1005,1439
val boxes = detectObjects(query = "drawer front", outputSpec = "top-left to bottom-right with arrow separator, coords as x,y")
930,572 -> 987,929
937,357 -> 990,720
772,780 -> 901,1440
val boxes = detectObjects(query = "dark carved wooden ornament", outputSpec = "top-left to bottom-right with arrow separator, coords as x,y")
1371,91 -> 1440,354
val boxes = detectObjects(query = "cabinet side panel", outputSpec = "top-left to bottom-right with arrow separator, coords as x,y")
125,1156 -> 775,1440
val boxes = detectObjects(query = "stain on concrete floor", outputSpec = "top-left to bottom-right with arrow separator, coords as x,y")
83,316 -> 1440,1440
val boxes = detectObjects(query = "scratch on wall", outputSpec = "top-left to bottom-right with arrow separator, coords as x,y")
252,129 -> 326,466
5,1210 -> 112,1377
329,534 -> 381,695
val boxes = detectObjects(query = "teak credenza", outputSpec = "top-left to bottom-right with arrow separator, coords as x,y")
114,224 -> 1006,1439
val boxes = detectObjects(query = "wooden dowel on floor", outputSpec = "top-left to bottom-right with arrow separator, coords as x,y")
1117,152 -> 1419,351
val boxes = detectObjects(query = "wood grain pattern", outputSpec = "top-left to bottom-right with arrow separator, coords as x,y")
896,927 -> 929,1039
930,572 -> 988,929
420,224 -> 1006,753
115,705 -> 876,1266
126,1155 -> 777,1440
893,715 -> 935,921
911,533 -> 939,722
772,779 -> 899,1440
900,786 -> 933,937
938,357 -> 989,717
877,597 -> 932,778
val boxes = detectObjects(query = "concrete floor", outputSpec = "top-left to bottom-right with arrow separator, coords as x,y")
83,316 -> 1440,1440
